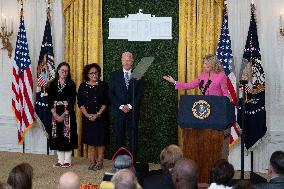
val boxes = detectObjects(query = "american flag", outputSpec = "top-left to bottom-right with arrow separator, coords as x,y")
216,8 -> 239,147
12,13 -> 35,144
35,15 -> 55,134
37,73 -> 48,87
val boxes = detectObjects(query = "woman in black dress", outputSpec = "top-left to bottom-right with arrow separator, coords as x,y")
47,62 -> 78,168
78,63 -> 108,170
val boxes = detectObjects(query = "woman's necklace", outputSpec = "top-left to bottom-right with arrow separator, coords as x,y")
87,81 -> 99,89
58,80 -> 66,92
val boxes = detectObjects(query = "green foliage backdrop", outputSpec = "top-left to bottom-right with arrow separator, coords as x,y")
103,0 -> 178,163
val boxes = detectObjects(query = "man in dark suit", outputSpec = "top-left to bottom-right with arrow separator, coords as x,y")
109,52 -> 144,158
256,151 -> 284,189
143,145 -> 183,189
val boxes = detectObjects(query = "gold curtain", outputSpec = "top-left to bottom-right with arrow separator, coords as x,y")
63,0 -> 103,157
178,0 -> 223,145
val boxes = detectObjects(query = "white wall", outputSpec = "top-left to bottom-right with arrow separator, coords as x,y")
0,0 -> 64,154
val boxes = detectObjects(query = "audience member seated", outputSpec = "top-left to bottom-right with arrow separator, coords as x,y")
113,154 -> 135,174
111,169 -> 139,189
172,158 -> 198,189
100,149 -> 142,189
208,159 -> 234,189
0,182 -> 12,189
58,171 -> 80,189
7,162 -> 33,189
233,180 -> 256,189
143,144 -> 183,189
104,147 -> 136,180
256,151 -> 284,189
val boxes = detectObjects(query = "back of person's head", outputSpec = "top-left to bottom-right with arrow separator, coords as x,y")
269,151 -> 284,176
58,172 -> 80,189
160,144 -> 183,174
172,158 -> 198,189
0,182 -> 12,189
210,159 -> 234,186
114,154 -> 133,171
112,147 -> 136,175
7,163 -> 33,189
233,180 -> 256,189
112,169 -> 137,189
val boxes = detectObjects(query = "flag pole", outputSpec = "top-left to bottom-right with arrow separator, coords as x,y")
23,141 -> 25,153
47,0 -> 51,19
247,5 -> 267,183
46,0 -> 51,156
14,0 -> 34,151
251,151 -> 254,174
239,80 -> 248,180
17,0 -> 24,12
18,0 -> 25,154
35,0 -> 55,156
239,4 -> 267,184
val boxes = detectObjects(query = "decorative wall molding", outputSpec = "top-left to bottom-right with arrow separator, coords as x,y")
0,115 -> 16,125
0,115 -> 50,154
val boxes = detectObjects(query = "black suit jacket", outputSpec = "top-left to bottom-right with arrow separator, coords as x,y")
143,170 -> 176,189
256,176 -> 284,189
109,69 -> 144,119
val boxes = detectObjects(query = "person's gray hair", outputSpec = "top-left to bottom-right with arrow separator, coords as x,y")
111,169 -> 137,189
121,52 -> 133,59
114,154 -> 132,170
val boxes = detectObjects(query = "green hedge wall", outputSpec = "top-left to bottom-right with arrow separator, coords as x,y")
103,0 -> 178,163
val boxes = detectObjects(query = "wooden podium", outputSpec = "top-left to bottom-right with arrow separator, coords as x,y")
178,95 -> 235,183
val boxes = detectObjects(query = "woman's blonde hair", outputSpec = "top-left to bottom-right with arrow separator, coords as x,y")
203,55 -> 224,73
160,144 -> 183,174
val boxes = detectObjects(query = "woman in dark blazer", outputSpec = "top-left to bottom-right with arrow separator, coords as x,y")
78,63 -> 109,170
